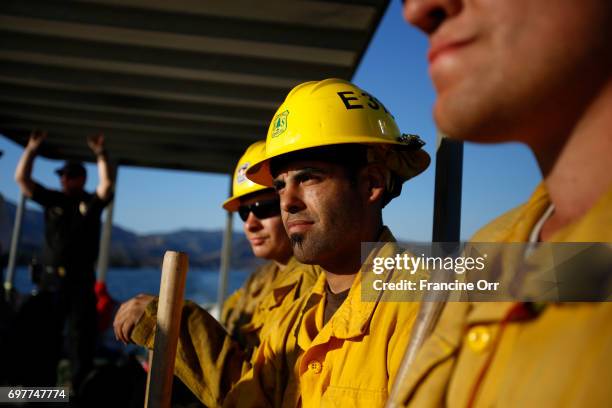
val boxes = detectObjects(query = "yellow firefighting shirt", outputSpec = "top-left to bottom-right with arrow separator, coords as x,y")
394,183 -> 612,407
225,227 -> 422,408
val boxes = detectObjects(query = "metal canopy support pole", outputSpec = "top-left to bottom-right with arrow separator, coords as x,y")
432,133 -> 464,242
97,166 -> 117,283
216,180 -> 234,319
97,199 -> 115,283
4,193 -> 26,296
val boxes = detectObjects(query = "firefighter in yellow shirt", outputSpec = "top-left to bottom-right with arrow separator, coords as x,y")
386,0 -> 612,406
218,141 -> 319,352
224,78 -> 431,407
113,141 -> 319,406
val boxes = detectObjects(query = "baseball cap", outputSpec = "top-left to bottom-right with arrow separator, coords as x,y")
55,161 -> 86,178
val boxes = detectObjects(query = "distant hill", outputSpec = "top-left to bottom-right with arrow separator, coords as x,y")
0,197 -> 259,269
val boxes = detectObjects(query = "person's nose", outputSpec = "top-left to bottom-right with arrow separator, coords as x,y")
244,211 -> 263,232
403,0 -> 462,35
280,181 -> 306,215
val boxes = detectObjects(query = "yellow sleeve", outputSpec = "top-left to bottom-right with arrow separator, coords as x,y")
222,338 -> 286,408
131,299 -> 249,407
223,298 -> 304,408
131,299 -> 158,348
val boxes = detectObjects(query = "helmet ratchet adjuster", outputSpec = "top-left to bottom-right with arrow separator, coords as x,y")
397,134 -> 425,149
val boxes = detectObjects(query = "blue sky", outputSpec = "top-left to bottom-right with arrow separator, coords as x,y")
0,0 -> 541,241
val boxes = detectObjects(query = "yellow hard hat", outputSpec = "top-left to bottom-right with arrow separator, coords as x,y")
222,140 -> 269,211
246,78 -> 430,187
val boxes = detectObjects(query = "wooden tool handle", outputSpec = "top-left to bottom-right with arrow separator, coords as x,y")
145,251 -> 189,408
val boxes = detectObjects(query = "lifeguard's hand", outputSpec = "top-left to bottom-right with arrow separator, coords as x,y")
26,130 -> 47,152
87,132 -> 106,156
113,293 -> 155,344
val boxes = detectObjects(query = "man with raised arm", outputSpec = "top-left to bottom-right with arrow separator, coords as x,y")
15,130 -> 114,392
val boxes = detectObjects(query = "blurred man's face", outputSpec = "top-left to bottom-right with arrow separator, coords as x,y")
240,190 -> 292,263
272,160 -> 365,268
403,0 -> 612,144
60,174 -> 86,195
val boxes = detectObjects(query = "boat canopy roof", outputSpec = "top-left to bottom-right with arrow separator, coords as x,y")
0,0 -> 389,173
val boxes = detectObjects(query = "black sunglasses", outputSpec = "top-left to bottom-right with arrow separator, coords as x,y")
59,171 -> 83,179
238,198 -> 280,222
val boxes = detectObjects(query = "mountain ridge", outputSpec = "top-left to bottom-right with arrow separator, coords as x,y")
0,197 -> 258,269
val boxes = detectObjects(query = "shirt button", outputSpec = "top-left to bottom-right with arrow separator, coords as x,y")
307,360 -> 322,374
466,326 -> 492,352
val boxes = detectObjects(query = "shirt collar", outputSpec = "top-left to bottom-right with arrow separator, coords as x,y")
467,182 -> 612,323
297,226 -> 399,349
269,257 -> 312,307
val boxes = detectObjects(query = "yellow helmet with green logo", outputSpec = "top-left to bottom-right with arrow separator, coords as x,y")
246,78 -> 430,187
222,140 -> 269,211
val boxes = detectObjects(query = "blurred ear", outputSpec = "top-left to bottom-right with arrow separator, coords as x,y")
360,164 -> 386,205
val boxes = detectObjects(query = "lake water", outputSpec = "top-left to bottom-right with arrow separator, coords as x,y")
5,265 -> 253,374
10,266 -> 252,305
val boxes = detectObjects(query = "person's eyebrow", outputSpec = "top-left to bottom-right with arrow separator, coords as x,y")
293,167 -> 327,179
273,166 -> 329,191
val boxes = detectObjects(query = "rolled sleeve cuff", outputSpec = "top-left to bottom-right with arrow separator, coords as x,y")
131,298 -> 158,348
